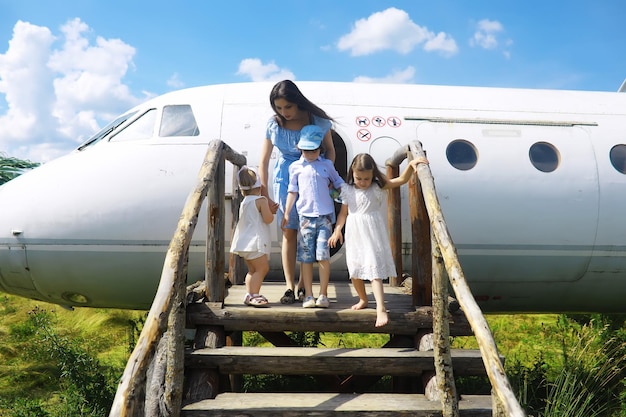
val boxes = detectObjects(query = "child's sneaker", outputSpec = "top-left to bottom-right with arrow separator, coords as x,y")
302,296 -> 316,308
315,294 -> 330,308
297,287 -> 305,302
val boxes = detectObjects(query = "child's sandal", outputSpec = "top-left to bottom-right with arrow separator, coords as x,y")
244,294 -> 269,307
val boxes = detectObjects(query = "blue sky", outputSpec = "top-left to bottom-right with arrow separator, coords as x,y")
0,0 -> 625,163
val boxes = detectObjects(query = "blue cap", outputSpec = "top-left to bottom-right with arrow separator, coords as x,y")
298,125 -> 324,150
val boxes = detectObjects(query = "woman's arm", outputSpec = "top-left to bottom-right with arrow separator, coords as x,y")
259,138 -> 278,212
321,130 -> 335,163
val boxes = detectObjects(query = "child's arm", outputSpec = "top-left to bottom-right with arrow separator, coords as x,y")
281,191 -> 298,230
256,196 -> 274,224
383,156 -> 429,189
328,204 -> 348,248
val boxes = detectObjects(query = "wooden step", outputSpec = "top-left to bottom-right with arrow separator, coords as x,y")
186,282 -> 473,336
186,346 -> 489,377
181,392 -> 493,416
186,302 -> 472,336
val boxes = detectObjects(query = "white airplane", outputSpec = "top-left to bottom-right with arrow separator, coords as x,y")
1,81 -> 625,313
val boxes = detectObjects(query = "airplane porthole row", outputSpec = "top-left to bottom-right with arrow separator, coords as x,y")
445,139 -> 562,173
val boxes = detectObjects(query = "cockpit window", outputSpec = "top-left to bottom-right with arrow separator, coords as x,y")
159,105 -> 199,137
110,109 -> 157,142
609,144 -> 626,174
77,110 -> 138,150
446,139 -> 478,170
529,142 -> 559,173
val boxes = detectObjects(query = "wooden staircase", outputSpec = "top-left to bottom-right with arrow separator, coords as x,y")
108,140 -> 525,416
179,282 -> 495,416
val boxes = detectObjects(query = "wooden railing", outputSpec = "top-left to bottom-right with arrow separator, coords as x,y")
392,141 -> 525,417
109,140 -> 245,417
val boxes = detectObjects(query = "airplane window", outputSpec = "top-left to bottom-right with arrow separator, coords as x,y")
446,140 -> 478,170
529,142 -> 559,173
110,109 -> 157,142
609,144 -> 626,174
77,110 -> 138,150
159,105 -> 200,137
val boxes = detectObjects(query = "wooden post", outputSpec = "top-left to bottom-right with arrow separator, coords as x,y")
386,164 -> 402,286
228,163 -> 246,285
431,233 -> 459,416
206,150 -> 226,302
183,323 -> 225,403
409,160 -> 432,307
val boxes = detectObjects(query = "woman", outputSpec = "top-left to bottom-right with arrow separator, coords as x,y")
259,80 -> 336,304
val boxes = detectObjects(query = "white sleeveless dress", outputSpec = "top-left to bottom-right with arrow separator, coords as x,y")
340,185 -> 396,280
230,195 -> 271,257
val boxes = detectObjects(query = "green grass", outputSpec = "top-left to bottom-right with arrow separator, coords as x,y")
1,292 -> 624,416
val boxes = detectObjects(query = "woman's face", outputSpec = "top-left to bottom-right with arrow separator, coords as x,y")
273,98 -> 301,121
353,169 -> 373,190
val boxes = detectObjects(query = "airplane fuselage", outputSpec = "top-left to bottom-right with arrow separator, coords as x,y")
1,81 -> 625,312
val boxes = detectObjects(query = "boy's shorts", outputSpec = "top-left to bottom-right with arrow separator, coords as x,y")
297,215 -> 332,263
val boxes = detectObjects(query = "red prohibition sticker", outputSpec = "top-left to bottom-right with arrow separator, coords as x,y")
372,116 -> 385,127
357,129 -> 372,142
356,116 -> 370,127
387,116 -> 401,127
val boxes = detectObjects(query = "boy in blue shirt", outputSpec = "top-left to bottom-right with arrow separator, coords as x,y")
283,125 -> 345,308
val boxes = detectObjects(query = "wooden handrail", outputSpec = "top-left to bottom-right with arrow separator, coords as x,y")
109,140 -> 245,417
407,141 -> 525,417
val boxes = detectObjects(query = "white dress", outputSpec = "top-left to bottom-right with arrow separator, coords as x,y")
341,185 -> 397,280
230,195 -> 271,257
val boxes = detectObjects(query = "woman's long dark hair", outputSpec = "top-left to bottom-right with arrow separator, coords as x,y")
347,153 -> 388,189
270,80 -> 334,124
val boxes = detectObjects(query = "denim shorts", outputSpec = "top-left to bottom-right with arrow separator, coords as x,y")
296,215 -> 332,263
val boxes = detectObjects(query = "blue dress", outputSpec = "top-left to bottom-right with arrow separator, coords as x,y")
265,115 -> 332,225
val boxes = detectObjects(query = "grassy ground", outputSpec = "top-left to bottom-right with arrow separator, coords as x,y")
1,291 -> 623,415
0,293 -> 144,408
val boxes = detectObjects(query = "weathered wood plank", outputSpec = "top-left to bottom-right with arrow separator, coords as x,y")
185,346 -> 490,377
187,302 -> 472,336
187,282 -> 473,336
181,393 -> 493,416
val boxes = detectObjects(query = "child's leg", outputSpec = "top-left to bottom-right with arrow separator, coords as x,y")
245,255 -> 269,295
350,278 -> 369,310
315,215 -> 333,298
318,260 -> 330,297
371,279 -> 388,327
301,262 -> 314,297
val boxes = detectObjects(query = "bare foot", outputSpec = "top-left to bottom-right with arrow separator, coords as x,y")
351,299 -> 368,310
375,309 -> 389,327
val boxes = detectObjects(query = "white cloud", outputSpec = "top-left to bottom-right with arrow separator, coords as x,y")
0,19 -> 144,162
167,72 -> 184,89
353,66 -> 416,84
337,7 -> 458,57
470,19 -> 512,57
236,58 -> 295,82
